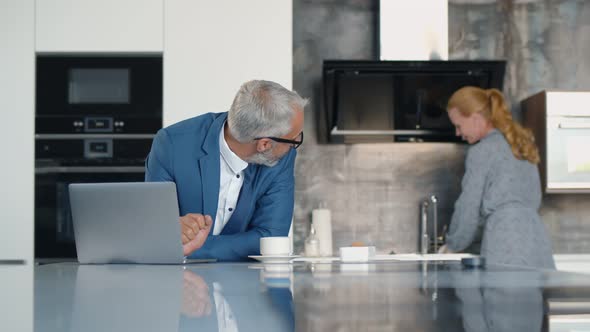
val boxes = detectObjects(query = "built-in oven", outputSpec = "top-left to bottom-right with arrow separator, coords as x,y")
35,54 -> 162,258
523,91 -> 590,193
35,136 -> 154,258
36,55 -> 162,134
35,165 -> 145,258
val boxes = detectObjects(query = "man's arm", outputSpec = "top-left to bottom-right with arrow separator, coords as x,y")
145,128 -> 174,182
146,129 -> 212,253
188,150 -> 296,261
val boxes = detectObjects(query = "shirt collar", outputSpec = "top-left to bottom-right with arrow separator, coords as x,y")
219,122 -> 248,174
483,128 -> 500,140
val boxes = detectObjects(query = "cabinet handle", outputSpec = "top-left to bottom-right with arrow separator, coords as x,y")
35,134 -> 155,140
330,126 -> 444,136
558,123 -> 590,129
35,166 -> 145,174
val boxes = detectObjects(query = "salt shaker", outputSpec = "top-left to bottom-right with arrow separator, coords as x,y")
304,223 -> 320,257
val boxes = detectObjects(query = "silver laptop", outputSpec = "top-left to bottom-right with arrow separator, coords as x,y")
69,181 -> 214,264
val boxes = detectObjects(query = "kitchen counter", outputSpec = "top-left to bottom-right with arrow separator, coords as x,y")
9,261 -> 590,331
554,254 -> 590,274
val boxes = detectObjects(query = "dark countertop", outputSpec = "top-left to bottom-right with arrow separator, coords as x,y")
28,261 -> 590,331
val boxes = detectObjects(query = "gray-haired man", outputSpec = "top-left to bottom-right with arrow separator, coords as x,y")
145,80 -> 307,261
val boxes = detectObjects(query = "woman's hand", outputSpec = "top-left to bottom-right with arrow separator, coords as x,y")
438,244 -> 454,254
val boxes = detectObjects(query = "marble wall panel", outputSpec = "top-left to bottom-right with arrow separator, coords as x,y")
292,0 -> 590,254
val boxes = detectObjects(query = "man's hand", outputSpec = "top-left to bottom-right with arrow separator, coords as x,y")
181,214 -> 212,256
180,213 -> 210,244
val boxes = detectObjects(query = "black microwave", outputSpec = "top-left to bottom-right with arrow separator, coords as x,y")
36,55 -> 162,134
321,60 -> 506,143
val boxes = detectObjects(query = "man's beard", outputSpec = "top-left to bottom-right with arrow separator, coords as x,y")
246,148 -> 280,167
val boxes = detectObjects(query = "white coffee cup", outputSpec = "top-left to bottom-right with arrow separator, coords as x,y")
260,237 -> 291,256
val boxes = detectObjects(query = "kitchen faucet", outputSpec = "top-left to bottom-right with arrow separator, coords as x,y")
420,195 -> 438,254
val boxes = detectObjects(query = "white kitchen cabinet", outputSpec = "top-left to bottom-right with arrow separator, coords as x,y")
35,0 -> 163,53
163,0 -> 293,126
0,0 -> 34,264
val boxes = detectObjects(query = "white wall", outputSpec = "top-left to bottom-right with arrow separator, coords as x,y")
163,0 -> 293,126
36,0 -> 163,52
380,0 -> 448,60
0,0 -> 34,263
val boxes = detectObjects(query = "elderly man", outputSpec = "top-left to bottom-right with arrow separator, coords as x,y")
145,80 -> 306,261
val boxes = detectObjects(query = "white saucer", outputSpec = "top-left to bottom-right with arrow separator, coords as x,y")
248,255 -> 300,263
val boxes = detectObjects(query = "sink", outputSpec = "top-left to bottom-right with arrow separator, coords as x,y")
373,253 -> 475,262
291,253 -> 476,263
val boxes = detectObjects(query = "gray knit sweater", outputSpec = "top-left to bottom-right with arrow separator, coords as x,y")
446,129 -> 555,269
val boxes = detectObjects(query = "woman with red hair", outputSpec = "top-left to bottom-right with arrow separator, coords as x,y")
440,86 -> 554,269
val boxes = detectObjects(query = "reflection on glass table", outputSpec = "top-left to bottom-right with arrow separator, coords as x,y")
292,262 -> 590,332
34,264 -> 294,332
34,261 -> 590,332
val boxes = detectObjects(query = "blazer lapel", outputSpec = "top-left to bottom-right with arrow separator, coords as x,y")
196,114 -> 227,228
198,155 -> 220,221
221,164 -> 257,235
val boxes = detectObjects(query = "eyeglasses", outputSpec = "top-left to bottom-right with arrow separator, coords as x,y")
254,132 -> 304,149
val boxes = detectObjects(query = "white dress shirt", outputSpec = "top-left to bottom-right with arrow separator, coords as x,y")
213,123 -> 248,235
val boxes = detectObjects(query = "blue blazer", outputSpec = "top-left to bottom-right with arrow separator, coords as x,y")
145,112 -> 296,261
